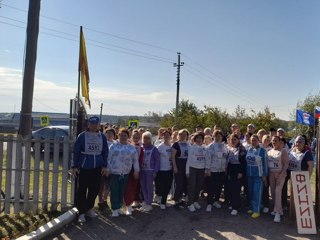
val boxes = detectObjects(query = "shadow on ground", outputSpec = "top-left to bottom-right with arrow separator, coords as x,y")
50,201 -> 319,240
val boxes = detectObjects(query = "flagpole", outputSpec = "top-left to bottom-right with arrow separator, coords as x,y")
77,26 -> 82,112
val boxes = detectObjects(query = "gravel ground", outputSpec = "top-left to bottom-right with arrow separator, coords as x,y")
50,200 -> 319,240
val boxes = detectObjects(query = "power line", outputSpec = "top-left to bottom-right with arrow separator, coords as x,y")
2,3 -> 177,53
183,54 -> 267,106
0,15 -> 174,62
0,20 -> 174,64
183,67 -> 261,107
184,63 -> 266,107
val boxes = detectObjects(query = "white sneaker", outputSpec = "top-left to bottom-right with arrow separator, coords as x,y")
78,214 -> 86,223
213,201 -> 221,209
160,204 -> 166,210
111,210 -> 119,217
126,206 -> 133,216
274,213 -> 281,223
188,204 -> 196,212
231,209 -> 238,216
131,201 -> 139,208
193,202 -> 201,210
85,209 -> 98,218
270,211 -> 276,216
206,204 -> 212,212
263,207 -> 269,213
117,208 -> 125,215
143,204 -> 153,212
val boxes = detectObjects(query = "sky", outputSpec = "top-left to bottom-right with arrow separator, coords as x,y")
0,0 -> 319,120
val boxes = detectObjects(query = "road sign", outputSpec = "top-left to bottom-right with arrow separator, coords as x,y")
40,115 -> 50,127
128,120 -> 139,129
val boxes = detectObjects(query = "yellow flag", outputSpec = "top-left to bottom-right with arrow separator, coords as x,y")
79,27 -> 91,108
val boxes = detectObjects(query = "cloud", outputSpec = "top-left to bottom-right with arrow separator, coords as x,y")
0,67 -> 193,115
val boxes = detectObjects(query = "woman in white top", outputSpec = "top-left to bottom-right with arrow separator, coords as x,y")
186,132 -> 207,212
267,135 -> 289,222
205,130 -> 228,212
155,130 -> 173,210
107,128 -> 139,217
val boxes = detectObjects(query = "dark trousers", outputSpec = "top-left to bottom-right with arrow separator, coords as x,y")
155,170 -> 173,205
188,167 -> 205,204
227,178 -> 241,210
75,167 -> 102,214
174,159 -> 188,202
240,175 -> 250,206
262,177 -> 270,208
207,172 -> 225,204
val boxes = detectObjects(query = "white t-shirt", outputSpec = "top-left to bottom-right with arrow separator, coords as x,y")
157,142 -> 172,171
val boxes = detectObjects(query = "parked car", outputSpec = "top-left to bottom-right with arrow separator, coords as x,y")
31,126 -> 69,152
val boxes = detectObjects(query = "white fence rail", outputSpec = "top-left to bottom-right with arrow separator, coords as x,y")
0,134 -> 75,214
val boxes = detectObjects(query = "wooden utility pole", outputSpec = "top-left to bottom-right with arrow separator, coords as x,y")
173,52 -> 184,128
19,0 -> 41,137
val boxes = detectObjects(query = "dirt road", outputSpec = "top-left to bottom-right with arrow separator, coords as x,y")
50,200 -> 319,240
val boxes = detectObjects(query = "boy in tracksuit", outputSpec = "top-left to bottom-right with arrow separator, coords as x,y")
71,116 -> 109,223
246,134 -> 268,218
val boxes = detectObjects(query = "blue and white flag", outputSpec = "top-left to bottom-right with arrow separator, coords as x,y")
296,109 -> 315,126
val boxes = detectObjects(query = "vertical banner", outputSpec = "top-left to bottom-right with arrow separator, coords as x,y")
291,171 -> 317,234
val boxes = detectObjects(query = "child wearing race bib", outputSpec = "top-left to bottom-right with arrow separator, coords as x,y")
140,131 -> 160,212
246,134 -> 268,219
186,132 -> 207,212
267,135 -> 289,222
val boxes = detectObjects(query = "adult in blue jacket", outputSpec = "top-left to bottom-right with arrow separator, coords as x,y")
71,116 -> 109,223
246,134 -> 268,218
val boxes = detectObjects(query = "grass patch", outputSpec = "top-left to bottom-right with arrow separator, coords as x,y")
0,210 -> 60,239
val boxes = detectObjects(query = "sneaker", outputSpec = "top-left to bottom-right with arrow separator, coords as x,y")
117,208 -> 125,215
270,211 -> 276,216
125,206 -> 133,216
263,207 -> 269,213
85,209 -> 98,218
247,210 -> 253,214
188,204 -> 196,212
274,213 -> 281,223
78,214 -> 86,223
213,201 -> 221,209
206,204 -> 212,212
143,204 -> 153,212
131,201 -> 140,208
194,202 -> 201,210
111,210 -> 119,217
160,204 -> 166,210
231,209 -> 238,216
251,212 -> 260,218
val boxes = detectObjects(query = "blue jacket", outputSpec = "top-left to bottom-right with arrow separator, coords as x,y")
72,131 -> 108,169
246,146 -> 268,177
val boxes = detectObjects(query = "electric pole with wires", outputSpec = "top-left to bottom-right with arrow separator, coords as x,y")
173,52 -> 184,128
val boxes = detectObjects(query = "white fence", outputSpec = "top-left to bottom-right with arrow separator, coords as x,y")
0,134 -> 75,214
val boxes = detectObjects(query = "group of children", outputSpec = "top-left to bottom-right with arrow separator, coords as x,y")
72,117 -> 314,223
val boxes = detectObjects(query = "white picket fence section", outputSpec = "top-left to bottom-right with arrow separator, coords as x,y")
0,134 -> 75,214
